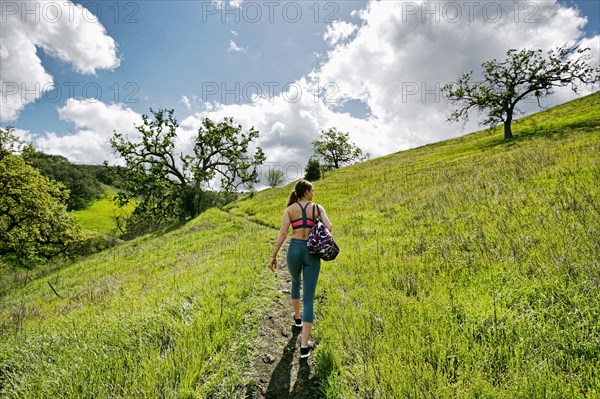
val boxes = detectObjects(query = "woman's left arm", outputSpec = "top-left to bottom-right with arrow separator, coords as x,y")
269,209 -> 291,271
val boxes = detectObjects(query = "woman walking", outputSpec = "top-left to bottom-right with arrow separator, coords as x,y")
269,180 -> 333,359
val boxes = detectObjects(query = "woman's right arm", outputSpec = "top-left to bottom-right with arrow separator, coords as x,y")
318,205 -> 333,231
269,208 -> 291,271
272,211 -> 290,257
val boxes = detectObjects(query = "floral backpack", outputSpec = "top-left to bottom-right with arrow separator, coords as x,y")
306,204 -> 340,261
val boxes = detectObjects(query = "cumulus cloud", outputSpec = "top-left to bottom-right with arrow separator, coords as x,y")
180,94 -> 205,112
180,95 -> 192,111
179,77 -> 380,184
313,0 -> 598,152
0,1 -> 120,121
16,0 -> 598,183
323,21 -> 358,46
182,0 -> 599,180
12,128 -> 34,146
33,100 -> 141,164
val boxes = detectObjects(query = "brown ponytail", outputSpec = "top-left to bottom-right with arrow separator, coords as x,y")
287,180 -> 313,207
287,190 -> 298,207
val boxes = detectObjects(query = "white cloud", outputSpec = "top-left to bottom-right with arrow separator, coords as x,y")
13,128 -> 34,145
33,100 -> 141,164
313,0 -> 598,151
0,1 -> 120,121
323,21 -> 358,46
179,77 -> 377,184
180,94 -> 204,111
212,0 -> 226,9
580,35 -> 600,74
18,0 -> 598,182
180,95 -> 192,111
227,39 -> 246,53
181,0 -> 598,179
211,0 -> 242,10
229,0 -> 243,9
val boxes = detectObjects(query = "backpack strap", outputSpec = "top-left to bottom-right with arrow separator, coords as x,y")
312,203 -> 321,222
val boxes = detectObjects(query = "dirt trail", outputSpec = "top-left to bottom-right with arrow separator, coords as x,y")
244,236 -> 321,399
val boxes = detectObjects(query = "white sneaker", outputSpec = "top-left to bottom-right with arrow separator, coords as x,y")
292,313 -> 302,328
300,341 -> 315,359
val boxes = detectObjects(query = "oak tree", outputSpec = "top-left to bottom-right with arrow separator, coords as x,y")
110,109 -> 265,226
1,127 -> 84,267
442,45 -> 599,140
312,128 -> 364,171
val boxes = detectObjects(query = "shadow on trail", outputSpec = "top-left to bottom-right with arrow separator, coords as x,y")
264,327 -> 320,399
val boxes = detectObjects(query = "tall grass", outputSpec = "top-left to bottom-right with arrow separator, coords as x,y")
0,209 -> 278,398
71,187 -> 135,234
226,92 -> 600,397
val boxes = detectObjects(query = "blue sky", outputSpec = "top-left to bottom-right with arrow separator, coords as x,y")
1,0 -> 598,182
4,1 -> 366,131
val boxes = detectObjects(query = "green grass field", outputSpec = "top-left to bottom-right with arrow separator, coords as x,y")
228,92 -> 600,398
71,186 -> 136,234
1,92 -> 599,398
1,209 -> 277,397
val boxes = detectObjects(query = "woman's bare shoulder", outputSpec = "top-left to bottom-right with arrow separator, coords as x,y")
285,203 -> 298,215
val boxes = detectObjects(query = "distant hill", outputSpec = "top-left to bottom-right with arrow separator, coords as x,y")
22,148 -> 130,213
22,150 -> 103,211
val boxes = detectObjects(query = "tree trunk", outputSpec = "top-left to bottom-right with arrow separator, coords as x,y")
503,122 -> 513,140
504,111 -> 514,140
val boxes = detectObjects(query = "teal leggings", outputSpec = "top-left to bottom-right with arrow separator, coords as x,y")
286,238 -> 321,323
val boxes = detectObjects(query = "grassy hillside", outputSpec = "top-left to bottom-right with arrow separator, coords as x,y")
226,92 -> 600,397
0,209 -> 278,398
71,186 -> 136,234
1,92 -> 598,398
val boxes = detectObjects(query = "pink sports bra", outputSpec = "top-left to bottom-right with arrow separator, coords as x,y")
290,202 -> 316,230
